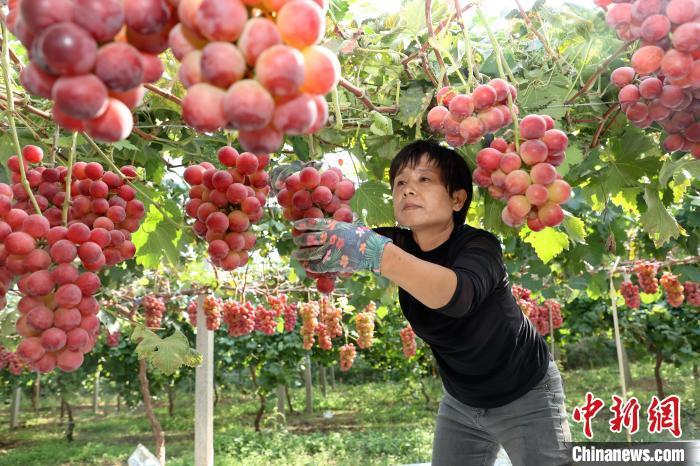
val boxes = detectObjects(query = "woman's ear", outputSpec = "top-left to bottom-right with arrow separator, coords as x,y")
452,189 -> 468,212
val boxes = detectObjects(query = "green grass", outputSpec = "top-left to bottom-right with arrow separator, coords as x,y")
0,359 -> 696,466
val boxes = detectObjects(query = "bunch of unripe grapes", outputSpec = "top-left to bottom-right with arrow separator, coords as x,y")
298,301 -> 319,349
2,149 -> 144,373
427,80 -> 519,148
633,260 -> 660,293
171,0 -> 339,151
106,330 -> 121,348
339,342 -> 356,372
222,300 -> 256,337
203,295 -> 222,331
660,272 -> 685,307
528,299 -> 564,336
598,0 -> 699,159
683,281 -> 700,306
620,281 -> 642,308
473,115 -> 572,229
8,0 -> 168,142
399,324 -> 417,359
142,295 -> 165,328
278,166 -> 356,293
355,307 -> 375,349
254,304 -> 277,335
184,147 -> 270,270
186,300 -> 198,326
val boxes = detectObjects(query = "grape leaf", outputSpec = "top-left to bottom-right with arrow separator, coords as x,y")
350,180 -> 395,226
603,127 -> 661,191
639,185 -> 685,247
132,326 -> 201,375
521,228 -> 570,264
397,83 -> 433,128
132,204 -> 182,268
659,155 -> 700,186
563,215 -> 587,243
369,111 -> 393,136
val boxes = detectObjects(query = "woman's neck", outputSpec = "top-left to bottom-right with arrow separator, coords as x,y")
411,221 -> 455,251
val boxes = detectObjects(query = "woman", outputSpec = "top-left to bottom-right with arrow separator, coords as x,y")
293,139 -> 572,466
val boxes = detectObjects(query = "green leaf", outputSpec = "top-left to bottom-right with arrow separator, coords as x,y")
563,215 -> 587,243
369,111 -> 393,136
639,185 -> 685,247
603,127 -> 662,191
131,204 -> 182,268
289,136 -> 310,161
522,228 -> 570,263
397,84 -> 433,128
133,326 -> 201,375
350,180 -> 395,226
659,155 -> 700,186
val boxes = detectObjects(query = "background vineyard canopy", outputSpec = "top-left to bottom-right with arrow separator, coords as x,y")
0,0 -> 698,307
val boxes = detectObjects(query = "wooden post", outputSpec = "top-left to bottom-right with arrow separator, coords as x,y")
330,366 -> 336,389
93,370 -> 100,414
609,258 -> 632,443
276,384 -> 285,415
33,373 -> 40,412
320,366 -> 327,398
10,386 -> 21,429
195,295 -> 214,466
303,355 -> 313,415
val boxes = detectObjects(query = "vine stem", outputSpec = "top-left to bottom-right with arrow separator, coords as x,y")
428,37 -> 468,90
332,86 -> 343,129
62,132 -> 78,225
1,18 -> 42,215
513,0 -> 564,74
476,7 -> 520,149
564,40 -> 634,104
452,0 -> 476,91
425,0 -> 449,87
83,133 -> 182,229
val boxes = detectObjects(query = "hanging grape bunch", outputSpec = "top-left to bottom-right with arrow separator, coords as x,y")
427,80 -> 519,148
1,146 -> 145,373
0,346 -> 25,375
203,295 -> 222,331
184,147 -> 270,270
254,304 -> 277,335
620,281 -> 642,308
473,115 -> 572,230
170,0 -> 339,151
597,0 -> 700,159
660,272 -> 685,307
339,342 -> 356,372
142,295 -> 165,328
355,303 -> 375,349
399,324 -> 417,359
511,284 -> 537,317
298,300 -> 319,349
7,0 -> 168,142
222,300 -> 256,337
684,281 -> 700,306
106,330 -> 121,348
633,260 -> 660,293
268,294 -> 297,332
277,166 -> 356,293
186,300 -> 198,326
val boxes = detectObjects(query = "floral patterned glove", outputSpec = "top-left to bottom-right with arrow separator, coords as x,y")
292,218 -> 392,274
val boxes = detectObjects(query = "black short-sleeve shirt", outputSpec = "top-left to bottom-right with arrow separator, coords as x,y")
374,224 -> 549,408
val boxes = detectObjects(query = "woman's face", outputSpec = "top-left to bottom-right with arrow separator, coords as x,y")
391,155 -> 466,230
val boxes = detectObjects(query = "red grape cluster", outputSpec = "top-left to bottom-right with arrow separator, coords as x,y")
355,306 -> 375,349
183,147 -> 270,270
170,0 -> 338,150
684,281 -> 700,306
473,115 -> 572,230
399,324 -> 417,359
254,304 -> 277,335
267,294 -> 297,332
222,300 -> 256,337
339,342 -> 356,372
277,166 -> 356,293
427,80 -> 519,148
512,284 -> 538,317
620,281 -> 642,308
598,0 -> 700,159
8,0 -> 168,142
633,260 -> 660,293
203,295 -> 222,331
0,346 -> 25,375
1,149 -> 144,373
142,295 -> 165,329
528,299 -> 564,336
106,330 -> 121,348
298,300 -> 319,349
320,297 -> 343,338
660,272 -> 685,307
186,300 -> 198,326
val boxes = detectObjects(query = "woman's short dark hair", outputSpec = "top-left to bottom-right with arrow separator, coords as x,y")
389,139 -> 473,226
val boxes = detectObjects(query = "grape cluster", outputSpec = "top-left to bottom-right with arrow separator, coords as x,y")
203,295 -> 222,331
355,305 -> 375,349
633,260 -> 660,293
528,299 -> 564,336
222,300 -> 256,337
106,330 -> 121,348
511,284 -> 537,317
320,297 -> 343,338
298,300 -> 319,349
277,166 -> 356,293
267,294 -> 298,332
254,304 -> 277,335
684,281 -> 700,306
183,147 -> 270,270
660,272 -> 685,307
620,281 -> 642,308
399,324 -> 417,359
170,0 -> 338,150
0,346 -> 25,375
598,0 -> 700,159
142,295 -> 165,328
186,300 -> 198,326
339,342 -> 356,372
473,115 -> 572,229
1,148 -> 144,373
316,322 -> 332,350
427,80 -> 519,148
8,0 -> 168,142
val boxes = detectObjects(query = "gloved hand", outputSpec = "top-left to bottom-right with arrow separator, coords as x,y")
292,218 -> 392,274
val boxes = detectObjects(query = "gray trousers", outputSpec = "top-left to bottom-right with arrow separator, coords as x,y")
432,361 -> 573,466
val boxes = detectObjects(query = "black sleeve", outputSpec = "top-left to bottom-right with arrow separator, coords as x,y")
372,227 -> 409,250
433,235 -> 505,318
